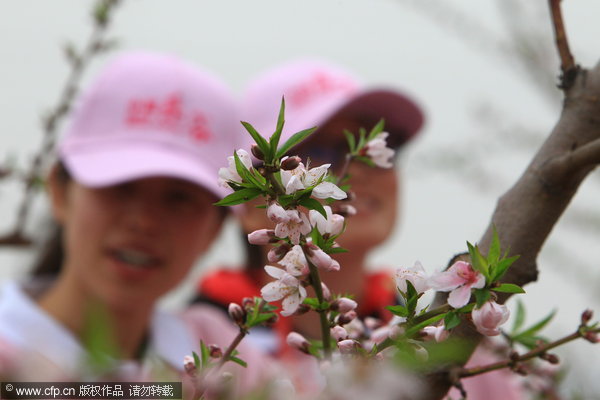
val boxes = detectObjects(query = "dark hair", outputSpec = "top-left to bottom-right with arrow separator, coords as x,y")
31,162 -> 70,277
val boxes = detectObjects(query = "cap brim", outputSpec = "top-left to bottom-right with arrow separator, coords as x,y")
316,89 -> 425,148
61,143 -> 227,199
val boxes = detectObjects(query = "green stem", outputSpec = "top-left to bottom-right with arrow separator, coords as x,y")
412,304 -> 452,325
306,257 -> 332,359
266,169 -> 286,196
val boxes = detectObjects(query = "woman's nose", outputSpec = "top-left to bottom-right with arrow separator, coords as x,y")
123,197 -> 163,235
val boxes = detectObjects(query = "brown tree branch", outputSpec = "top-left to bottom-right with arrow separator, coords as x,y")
424,50 -> 600,400
548,0 -> 577,88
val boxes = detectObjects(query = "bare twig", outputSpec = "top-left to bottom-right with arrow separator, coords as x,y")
458,327 -> 598,378
548,0 -> 577,88
0,0 -> 120,246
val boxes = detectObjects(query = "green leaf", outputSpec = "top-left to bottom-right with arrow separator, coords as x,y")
276,127 -> 317,159
298,197 -> 327,218
192,351 -> 201,368
354,155 -> 376,168
467,242 -> 489,280
241,121 -> 271,162
444,312 -> 461,330
406,280 -> 419,314
228,355 -> 247,368
270,97 -> 286,153
491,255 -> 520,282
513,310 -> 556,341
367,119 -> 385,141
214,187 -> 263,206
234,151 -> 264,189
386,305 -> 409,318
248,312 -> 276,327
327,247 -> 349,254
488,226 -> 501,265
200,340 -> 210,367
343,130 -> 356,153
512,299 -> 526,334
357,127 -> 367,150
493,283 -> 525,294
473,288 -> 491,308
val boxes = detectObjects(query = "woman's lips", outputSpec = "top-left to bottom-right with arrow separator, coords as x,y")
106,247 -> 163,281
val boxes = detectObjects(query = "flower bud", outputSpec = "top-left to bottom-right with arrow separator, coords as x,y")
251,144 -> 264,161
242,297 -> 255,310
332,297 -> 357,313
541,353 -> 559,365
509,351 -> 520,363
248,229 -> 276,245
337,204 -> 357,217
514,365 -> 528,376
581,309 -> 594,325
331,326 -> 349,341
268,244 -> 291,263
209,344 -> 223,358
228,303 -> 245,325
337,310 -> 357,325
364,317 -> 383,330
584,331 -> 599,343
337,339 -> 358,354
281,156 -> 301,171
183,355 -> 197,376
294,304 -> 311,316
286,332 -> 310,354
321,282 -> 331,301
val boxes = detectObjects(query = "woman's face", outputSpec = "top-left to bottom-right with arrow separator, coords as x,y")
51,175 -> 222,310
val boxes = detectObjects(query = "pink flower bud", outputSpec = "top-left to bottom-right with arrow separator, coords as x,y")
582,309 -> 594,325
281,156 -> 301,171
267,244 -> 291,263
472,300 -> 510,336
209,344 -> 223,358
422,325 -> 449,342
333,297 -> 357,313
242,297 -> 255,310
335,204 -> 357,217
331,326 -> 349,341
228,303 -> 245,325
183,355 -> 196,376
541,353 -> 560,364
337,339 -> 358,354
364,317 -> 383,330
248,229 -> 276,245
337,310 -> 357,325
286,332 -> 310,354
321,282 -> 331,301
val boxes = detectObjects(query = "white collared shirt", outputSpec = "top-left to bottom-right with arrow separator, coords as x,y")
0,280 -> 194,379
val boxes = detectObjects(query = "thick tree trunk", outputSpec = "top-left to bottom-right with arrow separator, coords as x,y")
423,63 -> 600,399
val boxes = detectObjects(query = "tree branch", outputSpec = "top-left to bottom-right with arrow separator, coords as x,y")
548,0 -> 577,89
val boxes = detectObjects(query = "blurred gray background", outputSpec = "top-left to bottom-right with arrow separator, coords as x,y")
1,0 -> 599,397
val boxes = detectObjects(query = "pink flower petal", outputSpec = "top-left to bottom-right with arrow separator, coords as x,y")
448,284 -> 472,308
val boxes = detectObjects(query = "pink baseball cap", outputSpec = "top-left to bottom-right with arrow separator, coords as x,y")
241,59 -> 424,153
58,51 -> 239,198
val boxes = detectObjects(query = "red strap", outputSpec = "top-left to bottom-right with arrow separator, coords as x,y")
360,271 -> 397,322
198,270 -> 260,306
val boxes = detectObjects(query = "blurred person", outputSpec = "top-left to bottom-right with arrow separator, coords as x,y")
192,58 -> 423,353
0,51 -> 271,393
